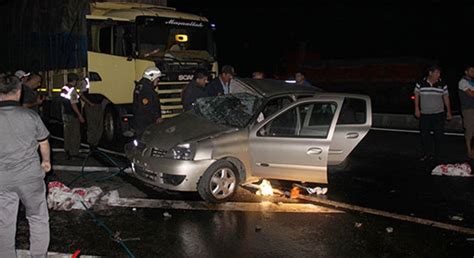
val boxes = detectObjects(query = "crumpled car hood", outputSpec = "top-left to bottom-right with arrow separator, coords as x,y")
140,112 -> 233,149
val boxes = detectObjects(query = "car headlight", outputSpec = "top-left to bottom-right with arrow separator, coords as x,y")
168,143 -> 195,160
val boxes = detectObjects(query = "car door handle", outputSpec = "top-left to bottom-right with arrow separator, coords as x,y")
346,132 -> 359,139
307,147 -> 322,155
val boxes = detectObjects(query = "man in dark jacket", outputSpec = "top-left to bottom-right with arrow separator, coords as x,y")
205,65 -> 235,96
132,66 -> 164,136
182,70 -> 209,111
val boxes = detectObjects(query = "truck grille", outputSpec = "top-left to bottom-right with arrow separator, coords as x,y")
158,82 -> 187,118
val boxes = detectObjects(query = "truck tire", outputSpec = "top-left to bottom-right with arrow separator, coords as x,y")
198,160 -> 239,203
103,105 -> 121,143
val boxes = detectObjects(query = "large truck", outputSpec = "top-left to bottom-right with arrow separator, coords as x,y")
278,50 -> 463,132
0,1 -> 218,143
278,52 -> 436,114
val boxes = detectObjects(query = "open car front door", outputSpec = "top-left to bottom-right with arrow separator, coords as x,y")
249,97 -> 344,183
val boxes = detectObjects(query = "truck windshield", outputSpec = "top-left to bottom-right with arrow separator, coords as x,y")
136,16 -> 215,58
193,93 -> 264,128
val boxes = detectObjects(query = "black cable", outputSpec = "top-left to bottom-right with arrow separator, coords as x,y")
67,148 -> 129,187
65,149 -> 136,257
80,200 -> 136,258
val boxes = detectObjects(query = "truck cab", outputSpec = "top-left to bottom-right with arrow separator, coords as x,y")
43,2 -> 218,143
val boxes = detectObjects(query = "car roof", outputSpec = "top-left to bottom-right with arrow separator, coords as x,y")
236,78 -> 322,98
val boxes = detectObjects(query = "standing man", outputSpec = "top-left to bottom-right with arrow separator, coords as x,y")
21,74 -> 44,112
205,65 -> 235,96
60,73 -> 85,160
458,64 -> 474,159
14,70 -> 30,84
252,71 -> 265,79
132,66 -> 164,136
182,70 -> 209,111
79,78 -> 103,151
0,76 -> 51,258
414,65 -> 452,162
295,71 -> 312,86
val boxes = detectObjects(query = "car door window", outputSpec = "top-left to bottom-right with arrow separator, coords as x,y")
300,102 -> 337,137
258,101 -> 337,138
229,79 -> 257,94
256,97 -> 292,122
337,98 -> 367,125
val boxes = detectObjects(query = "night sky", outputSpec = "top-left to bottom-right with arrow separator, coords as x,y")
169,0 -> 474,81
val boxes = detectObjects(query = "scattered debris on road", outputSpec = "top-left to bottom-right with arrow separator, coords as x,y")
293,183 -> 328,195
355,222 -> 363,228
163,212 -> 172,219
290,187 -> 300,199
244,181 -> 285,196
256,179 -> 273,196
385,227 -> 394,233
432,163 -> 473,177
47,181 -> 102,210
449,215 -> 464,221
101,190 -> 120,205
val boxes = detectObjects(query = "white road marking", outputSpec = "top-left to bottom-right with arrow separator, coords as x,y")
49,135 -> 126,156
371,127 -> 464,136
298,195 -> 474,235
52,165 -> 131,173
16,249 -> 101,258
107,197 -> 343,213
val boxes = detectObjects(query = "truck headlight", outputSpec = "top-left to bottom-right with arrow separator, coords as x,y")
168,143 -> 195,160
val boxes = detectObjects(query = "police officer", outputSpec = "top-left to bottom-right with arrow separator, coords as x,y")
79,77 -> 103,151
60,73 -> 84,160
132,66 -> 164,136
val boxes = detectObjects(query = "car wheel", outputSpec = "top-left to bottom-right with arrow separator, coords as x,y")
198,160 -> 239,203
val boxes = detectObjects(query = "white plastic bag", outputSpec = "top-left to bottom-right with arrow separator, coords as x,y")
432,163 -> 473,177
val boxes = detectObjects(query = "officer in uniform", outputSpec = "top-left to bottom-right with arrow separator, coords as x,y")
60,73 -> 84,159
132,66 -> 164,136
79,77 -> 103,151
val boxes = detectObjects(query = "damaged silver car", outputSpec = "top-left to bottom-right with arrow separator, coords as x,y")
125,78 -> 372,202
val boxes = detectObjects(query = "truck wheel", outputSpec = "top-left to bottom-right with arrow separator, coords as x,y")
103,105 -> 120,143
198,160 -> 239,203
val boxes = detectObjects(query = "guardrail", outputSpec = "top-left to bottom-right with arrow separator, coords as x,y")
372,113 -> 463,133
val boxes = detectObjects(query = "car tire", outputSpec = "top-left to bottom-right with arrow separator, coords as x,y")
103,105 -> 120,143
198,160 -> 239,203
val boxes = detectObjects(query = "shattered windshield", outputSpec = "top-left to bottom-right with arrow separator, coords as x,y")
193,93 -> 264,128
